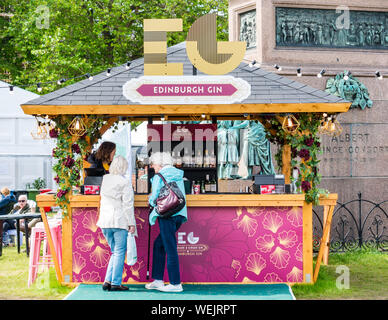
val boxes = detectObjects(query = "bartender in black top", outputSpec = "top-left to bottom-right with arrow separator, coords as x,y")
87,141 -> 116,174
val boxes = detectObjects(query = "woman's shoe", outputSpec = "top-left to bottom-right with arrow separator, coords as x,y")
110,285 -> 129,291
102,282 -> 111,291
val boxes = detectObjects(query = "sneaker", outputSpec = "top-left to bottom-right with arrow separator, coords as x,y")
157,284 -> 183,293
145,280 -> 165,290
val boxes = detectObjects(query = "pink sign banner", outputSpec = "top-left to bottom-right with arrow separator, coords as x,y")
137,84 -> 237,97
122,76 -> 251,105
72,206 -> 304,284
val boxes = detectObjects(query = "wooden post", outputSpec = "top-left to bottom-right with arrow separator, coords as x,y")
61,205 -> 72,283
313,204 -> 335,283
282,144 -> 291,184
322,205 -> 331,265
302,201 -> 313,283
39,208 -> 63,283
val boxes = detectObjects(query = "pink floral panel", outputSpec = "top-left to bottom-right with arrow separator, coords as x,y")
71,206 -> 304,283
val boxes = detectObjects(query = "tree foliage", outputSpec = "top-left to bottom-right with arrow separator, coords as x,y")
0,0 -> 228,93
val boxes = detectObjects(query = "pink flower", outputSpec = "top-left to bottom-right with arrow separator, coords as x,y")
56,189 -> 68,198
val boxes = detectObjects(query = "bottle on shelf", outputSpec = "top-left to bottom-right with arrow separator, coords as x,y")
183,149 -> 191,168
195,149 -> 203,168
176,151 -> 182,168
211,175 -> 217,193
205,174 -> 211,193
200,179 -> 206,194
192,180 -> 200,194
191,149 -> 195,168
203,149 -> 210,168
210,149 -> 216,168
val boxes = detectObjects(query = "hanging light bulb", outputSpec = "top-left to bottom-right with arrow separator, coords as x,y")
297,68 -> 302,77
282,114 -> 300,134
106,68 -> 111,76
9,86 -> 14,94
57,78 -> 66,85
249,60 -> 257,68
31,119 -> 48,140
343,71 -> 351,81
85,73 -> 93,81
126,61 -> 131,70
160,115 -> 165,121
37,83 -> 42,92
318,113 -> 329,134
68,116 -> 87,137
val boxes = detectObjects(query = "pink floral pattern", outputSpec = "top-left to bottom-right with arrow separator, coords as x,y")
71,206 -> 304,283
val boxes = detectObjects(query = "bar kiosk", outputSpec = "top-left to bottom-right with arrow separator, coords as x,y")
22,34 -> 349,286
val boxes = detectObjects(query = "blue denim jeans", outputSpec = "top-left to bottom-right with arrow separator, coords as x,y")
152,215 -> 185,285
101,228 -> 128,286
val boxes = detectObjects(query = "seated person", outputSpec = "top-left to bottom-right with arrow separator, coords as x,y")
10,195 -> 41,235
1,187 -> 17,246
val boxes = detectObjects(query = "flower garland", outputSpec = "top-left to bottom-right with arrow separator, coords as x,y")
265,113 -> 328,205
49,115 -> 110,216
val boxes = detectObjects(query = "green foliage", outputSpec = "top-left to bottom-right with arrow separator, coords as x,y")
265,113 -> 327,205
1,0 -> 228,90
25,177 -> 47,190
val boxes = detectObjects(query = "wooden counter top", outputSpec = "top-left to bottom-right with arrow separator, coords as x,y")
36,193 -> 337,208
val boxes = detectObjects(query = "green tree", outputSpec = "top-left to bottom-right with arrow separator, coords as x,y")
1,0 -> 228,93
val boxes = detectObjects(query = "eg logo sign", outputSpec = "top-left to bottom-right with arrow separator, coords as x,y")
178,232 -> 199,245
144,14 -> 246,76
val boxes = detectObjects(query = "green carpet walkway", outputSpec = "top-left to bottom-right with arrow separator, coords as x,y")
64,283 -> 295,300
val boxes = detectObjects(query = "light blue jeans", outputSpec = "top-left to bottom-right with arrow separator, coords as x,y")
101,228 -> 128,286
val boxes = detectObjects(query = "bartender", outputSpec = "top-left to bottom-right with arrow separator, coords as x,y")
87,141 -> 116,174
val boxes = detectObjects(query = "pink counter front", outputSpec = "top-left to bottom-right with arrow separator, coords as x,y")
37,194 -> 316,284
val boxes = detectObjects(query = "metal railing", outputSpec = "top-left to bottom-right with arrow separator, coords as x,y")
313,193 -> 388,252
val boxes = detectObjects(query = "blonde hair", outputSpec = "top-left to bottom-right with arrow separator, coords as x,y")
149,152 -> 173,167
109,155 -> 128,175
1,187 -> 10,196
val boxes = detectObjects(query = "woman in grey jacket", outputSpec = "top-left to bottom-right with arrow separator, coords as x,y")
97,155 -> 136,291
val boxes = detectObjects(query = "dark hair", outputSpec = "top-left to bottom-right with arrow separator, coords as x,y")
95,141 -> 116,164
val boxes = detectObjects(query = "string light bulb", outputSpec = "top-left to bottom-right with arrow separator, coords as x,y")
297,68 -> 302,77
249,60 -> 257,68
86,73 -> 93,81
343,71 -> 351,81
375,71 -> 383,80
31,119 -> 48,140
37,83 -> 42,92
317,69 -> 326,78
106,68 -> 111,77
9,86 -> 14,94
274,64 -> 282,71
126,61 -> 131,70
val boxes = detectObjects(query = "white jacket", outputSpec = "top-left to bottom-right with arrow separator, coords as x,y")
97,174 -> 137,236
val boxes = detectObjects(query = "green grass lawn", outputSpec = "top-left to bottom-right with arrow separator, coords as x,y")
0,244 -> 387,300
0,245 -> 73,300
292,249 -> 388,300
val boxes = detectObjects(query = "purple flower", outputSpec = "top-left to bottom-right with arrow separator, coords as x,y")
72,143 -> 81,154
52,148 -> 58,158
56,189 -> 68,198
49,128 -> 58,138
316,141 -> 321,148
301,181 -> 311,192
63,156 -> 75,168
304,137 -> 314,147
298,148 -> 310,161
54,176 -> 60,183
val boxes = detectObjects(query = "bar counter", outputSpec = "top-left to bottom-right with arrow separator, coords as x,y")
36,193 -> 337,285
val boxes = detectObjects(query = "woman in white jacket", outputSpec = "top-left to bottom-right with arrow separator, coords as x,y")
97,155 -> 136,291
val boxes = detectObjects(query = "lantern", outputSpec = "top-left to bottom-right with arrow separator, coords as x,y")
68,116 -> 87,137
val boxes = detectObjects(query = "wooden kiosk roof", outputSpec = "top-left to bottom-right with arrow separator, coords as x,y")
21,42 -> 350,118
